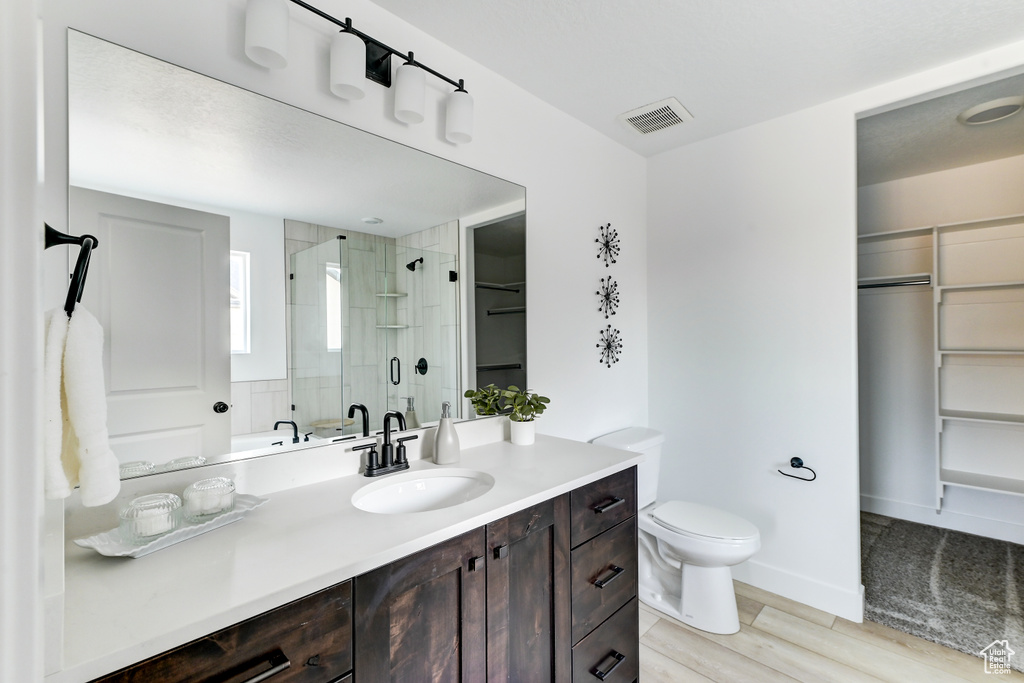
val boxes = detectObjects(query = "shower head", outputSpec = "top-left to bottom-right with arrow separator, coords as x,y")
406,257 -> 424,271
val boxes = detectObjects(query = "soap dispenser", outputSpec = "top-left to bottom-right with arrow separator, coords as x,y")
402,396 -> 420,429
433,401 -> 460,465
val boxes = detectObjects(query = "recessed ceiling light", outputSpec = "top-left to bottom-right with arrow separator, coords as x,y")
956,96 -> 1024,125
362,217 -> 383,224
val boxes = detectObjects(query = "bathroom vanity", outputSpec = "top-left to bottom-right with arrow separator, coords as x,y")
51,425 -> 641,683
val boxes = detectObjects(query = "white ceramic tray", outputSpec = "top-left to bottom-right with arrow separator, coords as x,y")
74,494 -> 268,559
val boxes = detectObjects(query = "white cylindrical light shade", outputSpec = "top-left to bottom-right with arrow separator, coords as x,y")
394,63 -> 425,124
245,0 -> 289,69
330,32 -> 366,100
445,90 -> 474,144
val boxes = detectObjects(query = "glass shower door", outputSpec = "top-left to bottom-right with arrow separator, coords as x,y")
289,237 -> 345,438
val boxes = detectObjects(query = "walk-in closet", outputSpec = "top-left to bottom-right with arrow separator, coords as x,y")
857,72 -> 1024,663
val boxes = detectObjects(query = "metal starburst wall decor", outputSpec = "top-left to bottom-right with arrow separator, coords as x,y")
597,325 -> 623,367
597,277 -> 620,319
595,223 -> 620,267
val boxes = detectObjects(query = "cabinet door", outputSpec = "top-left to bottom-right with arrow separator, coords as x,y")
354,529 -> 487,683
486,495 -> 571,683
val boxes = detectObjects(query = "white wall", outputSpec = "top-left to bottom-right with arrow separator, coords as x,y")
859,154 -> 1024,543
648,100 -> 864,620
647,35 -> 1024,622
40,0 -> 648,442
0,3 -> 44,681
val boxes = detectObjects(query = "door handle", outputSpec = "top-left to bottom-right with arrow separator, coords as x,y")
390,357 -> 400,385
213,401 -> 230,413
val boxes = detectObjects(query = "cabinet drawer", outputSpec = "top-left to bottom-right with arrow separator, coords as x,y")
93,580 -> 353,683
570,467 -> 636,548
571,518 -> 637,644
571,598 -> 639,683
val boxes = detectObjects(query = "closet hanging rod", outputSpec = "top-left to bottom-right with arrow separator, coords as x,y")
857,275 -> 931,290
44,224 -> 98,317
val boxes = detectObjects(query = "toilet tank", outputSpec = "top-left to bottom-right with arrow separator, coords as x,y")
591,427 -> 664,509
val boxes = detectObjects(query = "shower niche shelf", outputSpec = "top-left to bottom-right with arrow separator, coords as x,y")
375,325 -> 409,329
375,292 -> 407,298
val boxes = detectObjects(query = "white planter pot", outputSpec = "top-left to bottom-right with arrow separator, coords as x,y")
509,419 -> 535,446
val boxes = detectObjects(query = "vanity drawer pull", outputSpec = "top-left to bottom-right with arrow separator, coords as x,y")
469,555 -> 485,572
593,497 -> 625,514
239,649 -> 291,683
493,544 -> 509,560
593,564 -> 626,589
592,650 -> 626,680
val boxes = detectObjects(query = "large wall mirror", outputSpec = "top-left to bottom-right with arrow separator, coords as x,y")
67,30 -> 526,478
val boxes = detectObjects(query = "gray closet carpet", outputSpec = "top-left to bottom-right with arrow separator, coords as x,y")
861,512 -> 1024,671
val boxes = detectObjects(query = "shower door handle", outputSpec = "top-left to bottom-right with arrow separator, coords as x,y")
390,356 -> 400,385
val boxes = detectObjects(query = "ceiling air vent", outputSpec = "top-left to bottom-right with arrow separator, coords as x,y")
617,97 -> 693,135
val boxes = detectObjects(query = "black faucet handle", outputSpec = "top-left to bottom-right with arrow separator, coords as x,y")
395,434 -> 417,466
353,441 -> 380,472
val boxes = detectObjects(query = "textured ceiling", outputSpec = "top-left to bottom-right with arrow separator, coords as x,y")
68,31 -> 524,238
858,72 -> 1024,186
370,0 -> 1024,158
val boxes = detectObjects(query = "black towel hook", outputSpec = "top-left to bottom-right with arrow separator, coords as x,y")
44,224 -> 98,318
778,456 -> 816,482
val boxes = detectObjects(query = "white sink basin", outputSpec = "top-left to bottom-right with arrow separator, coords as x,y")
352,469 -> 495,514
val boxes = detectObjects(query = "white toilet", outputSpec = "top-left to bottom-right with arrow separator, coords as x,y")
592,427 -> 761,635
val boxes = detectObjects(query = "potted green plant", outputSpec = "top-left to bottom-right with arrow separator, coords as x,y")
463,384 -> 504,417
500,385 -> 551,445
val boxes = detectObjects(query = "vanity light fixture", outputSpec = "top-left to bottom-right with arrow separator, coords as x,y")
394,53 -> 426,124
244,0 -> 474,142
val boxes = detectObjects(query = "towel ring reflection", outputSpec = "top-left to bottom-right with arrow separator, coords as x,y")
778,457 -> 816,482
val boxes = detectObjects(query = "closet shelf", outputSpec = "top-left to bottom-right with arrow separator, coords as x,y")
487,306 -> 525,316
940,469 -> 1024,497
858,226 -> 934,242
475,281 -> 524,293
938,349 -> 1024,356
858,211 -> 1024,243
940,410 -> 1024,426
938,280 -> 1024,292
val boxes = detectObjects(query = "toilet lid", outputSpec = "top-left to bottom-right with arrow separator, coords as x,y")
652,501 -> 759,541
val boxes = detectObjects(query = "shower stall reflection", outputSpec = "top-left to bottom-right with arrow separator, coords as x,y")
287,221 -> 460,439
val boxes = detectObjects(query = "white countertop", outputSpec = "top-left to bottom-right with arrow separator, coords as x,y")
51,433 -> 641,682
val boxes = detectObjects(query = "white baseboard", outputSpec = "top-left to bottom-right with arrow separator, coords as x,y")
861,494 -> 1024,545
731,558 -> 864,623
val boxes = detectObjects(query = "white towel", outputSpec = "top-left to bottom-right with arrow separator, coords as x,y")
43,306 -> 121,506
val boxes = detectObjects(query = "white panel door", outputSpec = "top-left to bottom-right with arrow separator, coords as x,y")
70,187 -> 231,465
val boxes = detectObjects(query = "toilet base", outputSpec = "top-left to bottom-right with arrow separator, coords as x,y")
638,551 -> 741,635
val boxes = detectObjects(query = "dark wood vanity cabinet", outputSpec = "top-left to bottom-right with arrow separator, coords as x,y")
485,495 -> 572,683
353,528 -> 488,682
569,467 -> 640,683
91,467 -> 638,683
353,468 -> 639,683
91,579 -> 353,683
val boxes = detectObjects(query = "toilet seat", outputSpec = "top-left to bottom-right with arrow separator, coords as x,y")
651,501 -> 759,542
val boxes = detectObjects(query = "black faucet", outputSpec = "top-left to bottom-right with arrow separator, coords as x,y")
273,420 -> 299,444
381,411 -> 406,469
347,403 -> 370,437
363,411 -> 412,477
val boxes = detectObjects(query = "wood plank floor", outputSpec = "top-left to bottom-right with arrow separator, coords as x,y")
639,581 -> 1024,682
